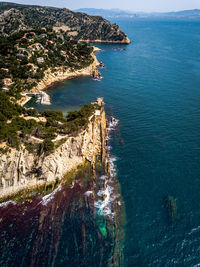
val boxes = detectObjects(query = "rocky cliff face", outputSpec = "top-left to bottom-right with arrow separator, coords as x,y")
0,98 -> 108,199
0,2 -> 130,43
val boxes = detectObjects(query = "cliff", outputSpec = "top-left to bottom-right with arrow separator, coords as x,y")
0,2 -> 130,43
0,98 -> 108,199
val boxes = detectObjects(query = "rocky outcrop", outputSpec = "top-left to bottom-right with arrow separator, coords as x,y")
0,98 -> 108,199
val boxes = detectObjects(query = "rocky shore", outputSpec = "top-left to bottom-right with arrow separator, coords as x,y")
83,37 -> 131,44
0,112 -> 125,267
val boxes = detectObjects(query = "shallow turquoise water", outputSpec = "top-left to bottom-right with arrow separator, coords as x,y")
11,18 -> 200,266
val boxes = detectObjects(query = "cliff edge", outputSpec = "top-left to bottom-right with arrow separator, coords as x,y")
0,98 -> 108,199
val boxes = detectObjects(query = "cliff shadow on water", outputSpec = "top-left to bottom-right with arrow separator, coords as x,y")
0,153 -> 125,267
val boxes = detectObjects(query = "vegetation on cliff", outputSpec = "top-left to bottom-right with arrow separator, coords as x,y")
0,90 -> 100,153
0,2 -> 129,42
0,25 -> 99,153
0,28 -> 94,97
0,2 -> 121,155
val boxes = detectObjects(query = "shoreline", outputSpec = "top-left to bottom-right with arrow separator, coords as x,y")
0,98 -> 108,201
19,51 -> 101,106
82,37 -> 131,44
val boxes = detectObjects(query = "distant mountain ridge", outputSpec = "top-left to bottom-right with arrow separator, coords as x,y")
76,8 -> 200,19
0,2 -> 130,43
76,8 -> 136,18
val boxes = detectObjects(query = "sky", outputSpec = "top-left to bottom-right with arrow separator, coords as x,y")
1,0 -> 200,12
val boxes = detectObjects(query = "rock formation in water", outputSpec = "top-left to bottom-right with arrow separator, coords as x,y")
0,98 -> 108,199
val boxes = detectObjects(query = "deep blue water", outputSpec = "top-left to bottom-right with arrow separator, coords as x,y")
23,18 -> 200,266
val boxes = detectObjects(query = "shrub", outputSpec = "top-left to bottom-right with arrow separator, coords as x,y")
43,138 -> 54,153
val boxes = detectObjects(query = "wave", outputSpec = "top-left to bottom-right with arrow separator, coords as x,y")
95,181 -> 115,218
93,76 -> 103,81
94,116 -> 120,218
38,115 -> 119,214
107,116 -> 119,132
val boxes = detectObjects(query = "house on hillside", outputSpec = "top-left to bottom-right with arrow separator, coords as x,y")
28,43 -> 44,52
3,78 -> 12,86
1,68 -> 9,72
37,57 -> 44,64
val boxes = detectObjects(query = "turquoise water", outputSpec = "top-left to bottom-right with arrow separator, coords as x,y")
5,19 -> 200,266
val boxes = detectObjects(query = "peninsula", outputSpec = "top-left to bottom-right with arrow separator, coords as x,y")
0,2 -> 130,201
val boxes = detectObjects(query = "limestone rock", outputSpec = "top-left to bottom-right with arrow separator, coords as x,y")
0,99 -> 108,199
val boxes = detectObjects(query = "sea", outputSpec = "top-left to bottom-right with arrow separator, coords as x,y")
1,18 -> 200,266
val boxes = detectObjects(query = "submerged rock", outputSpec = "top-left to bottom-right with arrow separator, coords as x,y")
0,160 -> 125,267
165,195 -> 178,223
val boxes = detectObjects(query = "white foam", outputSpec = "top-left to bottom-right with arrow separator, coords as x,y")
107,117 -> 119,131
40,186 -> 62,206
93,76 -> 103,81
107,155 -> 117,177
95,178 -> 119,218
94,115 -> 119,218
100,175 -> 107,180
0,200 -> 16,208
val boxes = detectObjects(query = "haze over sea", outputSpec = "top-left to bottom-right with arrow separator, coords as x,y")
5,18 -> 200,266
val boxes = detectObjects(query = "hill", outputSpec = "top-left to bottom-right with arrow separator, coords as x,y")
0,2 -> 130,43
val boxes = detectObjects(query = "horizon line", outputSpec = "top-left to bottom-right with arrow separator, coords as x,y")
75,7 -> 200,13
0,1 -> 199,14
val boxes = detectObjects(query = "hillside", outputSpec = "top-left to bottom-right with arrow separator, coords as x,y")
0,2 -> 130,43
0,25 -> 103,151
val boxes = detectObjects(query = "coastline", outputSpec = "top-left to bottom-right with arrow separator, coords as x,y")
82,37 -> 131,44
30,52 -> 100,94
19,51 -> 100,106
0,98 -> 108,201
